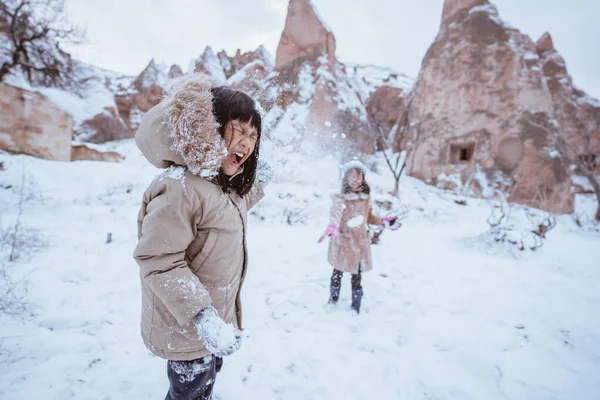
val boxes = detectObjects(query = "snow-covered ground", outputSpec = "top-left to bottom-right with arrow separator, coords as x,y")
1,141 -> 599,400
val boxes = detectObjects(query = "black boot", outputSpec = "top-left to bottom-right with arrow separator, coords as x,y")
329,270 -> 343,304
351,288 -> 363,314
328,286 -> 340,304
351,269 -> 363,313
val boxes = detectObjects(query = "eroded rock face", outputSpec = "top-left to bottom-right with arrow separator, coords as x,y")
275,0 -> 336,70
71,144 -> 122,163
366,86 -> 406,132
441,0 -> 488,25
402,1 -> 574,213
108,59 -> 182,134
190,46 -> 274,83
0,83 -> 73,161
256,0 -> 411,157
228,60 -> 271,93
535,32 -> 600,174
79,107 -> 132,144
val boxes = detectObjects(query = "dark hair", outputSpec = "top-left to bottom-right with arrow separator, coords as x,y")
210,86 -> 262,197
341,168 -> 370,195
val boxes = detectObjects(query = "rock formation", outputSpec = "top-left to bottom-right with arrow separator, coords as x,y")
401,0 -> 583,213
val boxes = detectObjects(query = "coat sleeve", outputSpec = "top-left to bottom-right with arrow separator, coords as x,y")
367,199 -> 382,226
329,194 -> 345,227
245,184 -> 265,210
244,158 -> 271,210
134,180 -> 212,327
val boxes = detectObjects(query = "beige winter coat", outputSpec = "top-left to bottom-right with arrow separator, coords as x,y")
327,193 -> 382,274
133,75 -> 263,361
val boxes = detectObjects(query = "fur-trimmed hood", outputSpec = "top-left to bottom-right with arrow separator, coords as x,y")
135,74 -> 228,177
343,192 -> 370,201
340,160 -> 369,180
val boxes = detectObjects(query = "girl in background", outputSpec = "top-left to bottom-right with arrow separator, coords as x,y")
318,161 -> 401,313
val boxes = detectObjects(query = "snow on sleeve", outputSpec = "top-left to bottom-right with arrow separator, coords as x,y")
134,180 -> 211,326
161,166 -> 187,185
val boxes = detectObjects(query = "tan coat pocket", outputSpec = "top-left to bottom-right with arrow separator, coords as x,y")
189,229 -> 220,272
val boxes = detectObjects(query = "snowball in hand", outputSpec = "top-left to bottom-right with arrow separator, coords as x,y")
195,306 -> 243,357
347,215 -> 365,228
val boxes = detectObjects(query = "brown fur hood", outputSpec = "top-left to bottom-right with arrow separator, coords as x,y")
134,74 -> 228,177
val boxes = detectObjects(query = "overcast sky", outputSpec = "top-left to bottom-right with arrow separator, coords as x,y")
63,0 -> 600,98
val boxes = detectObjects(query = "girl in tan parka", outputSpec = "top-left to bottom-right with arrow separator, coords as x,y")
318,161 -> 401,313
133,74 -> 267,400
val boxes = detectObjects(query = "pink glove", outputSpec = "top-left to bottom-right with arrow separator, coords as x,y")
318,224 -> 340,243
382,215 -> 402,231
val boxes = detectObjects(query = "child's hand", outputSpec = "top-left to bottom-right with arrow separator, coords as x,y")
194,306 -> 243,357
382,215 -> 402,231
318,223 -> 340,243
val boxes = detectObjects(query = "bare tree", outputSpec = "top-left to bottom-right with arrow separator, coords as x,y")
0,0 -> 84,89
527,117 -> 600,221
569,121 -> 600,221
373,100 -> 422,197
378,130 -> 406,197
8,163 -> 25,262
1,164 -> 35,318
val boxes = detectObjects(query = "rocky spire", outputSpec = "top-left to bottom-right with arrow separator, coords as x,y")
275,0 -> 336,69
441,0 -> 489,25
536,32 -> 555,55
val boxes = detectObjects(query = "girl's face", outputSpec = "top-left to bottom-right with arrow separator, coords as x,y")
222,119 -> 258,176
346,169 -> 364,191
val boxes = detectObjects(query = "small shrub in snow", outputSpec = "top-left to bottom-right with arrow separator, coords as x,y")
0,222 -> 40,318
528,212 -> 557,239
571,213 -> 600,233
472,201 -> 548,256
283,208 -> 308,226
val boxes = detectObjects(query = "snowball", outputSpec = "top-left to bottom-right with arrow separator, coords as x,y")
347,215 -> 365,228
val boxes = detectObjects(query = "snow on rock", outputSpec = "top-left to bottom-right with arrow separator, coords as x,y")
404,0 -> 577,214
255,45 -> 275,68
3,61 -> 126,129
189,46 -> 227,82
40,82 -> 117,126
346,63 -> 414,101
133,59 -> 170,90
468,3 -> 514,29
275,0 -> 337,68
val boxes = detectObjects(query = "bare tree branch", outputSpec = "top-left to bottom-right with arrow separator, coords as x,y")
0,0 -> 84,90
371,99 -> 417,197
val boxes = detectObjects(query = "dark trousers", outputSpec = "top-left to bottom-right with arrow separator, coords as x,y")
165,355 -> 223,400
330,268 -> 362,301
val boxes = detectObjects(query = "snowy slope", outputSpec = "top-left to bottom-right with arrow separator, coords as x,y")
3,61 -> 135,139
0,141 -> 599,400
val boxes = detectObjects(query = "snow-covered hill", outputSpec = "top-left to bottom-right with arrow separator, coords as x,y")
0,140 -> 599,399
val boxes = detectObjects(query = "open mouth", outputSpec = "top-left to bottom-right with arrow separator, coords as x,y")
229,151 -> 245,166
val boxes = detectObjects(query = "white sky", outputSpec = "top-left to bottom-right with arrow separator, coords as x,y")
63,0 -> 600,98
